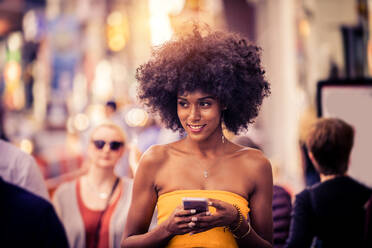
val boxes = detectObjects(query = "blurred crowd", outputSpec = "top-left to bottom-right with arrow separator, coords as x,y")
1,0 -> 372,247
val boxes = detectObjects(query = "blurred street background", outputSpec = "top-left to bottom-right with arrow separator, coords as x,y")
0,0 -> 371,195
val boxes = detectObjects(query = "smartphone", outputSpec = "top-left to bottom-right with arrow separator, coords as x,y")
182,197 -> 208,213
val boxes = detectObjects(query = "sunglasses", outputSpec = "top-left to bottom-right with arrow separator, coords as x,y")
92,140 -> 124,151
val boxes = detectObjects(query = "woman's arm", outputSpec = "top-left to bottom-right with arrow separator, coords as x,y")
121,147 -> 170,248
121,146 -> 199,248
235,156 -> 273,247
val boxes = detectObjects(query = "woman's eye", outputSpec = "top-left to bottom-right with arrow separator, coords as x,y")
178,101 -> 188,107
200,102 -> 211,107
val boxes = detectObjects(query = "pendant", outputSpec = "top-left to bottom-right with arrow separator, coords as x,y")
99,192 -> 109,199
203,170 -> 208,178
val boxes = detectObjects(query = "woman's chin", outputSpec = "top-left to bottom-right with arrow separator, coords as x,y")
94,162 -> 116,169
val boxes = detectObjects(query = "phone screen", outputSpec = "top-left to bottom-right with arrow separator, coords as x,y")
182,197 -> 208,213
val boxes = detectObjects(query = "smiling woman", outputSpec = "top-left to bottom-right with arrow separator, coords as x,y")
121,25 -> 272,248
177,92 -> 222,143
53,122 -> 133,248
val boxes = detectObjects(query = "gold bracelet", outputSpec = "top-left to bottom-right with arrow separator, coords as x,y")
228,204 -> 243,233
232,221 -> 252,239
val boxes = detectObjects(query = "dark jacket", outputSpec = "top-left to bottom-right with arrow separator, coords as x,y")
0,177 -> 69,248
285,176 -> 372,248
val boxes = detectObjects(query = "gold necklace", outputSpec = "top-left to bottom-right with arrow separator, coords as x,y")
202,135 -> 226,179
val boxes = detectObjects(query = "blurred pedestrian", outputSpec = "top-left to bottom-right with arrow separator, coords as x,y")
0,176 -> 68,247
53,122 -> 133,248
285,118 -> 372,248
0,102 -> 49,200
104,100 -> 134,179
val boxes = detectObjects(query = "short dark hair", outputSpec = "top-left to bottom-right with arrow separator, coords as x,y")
105,101 -> 117,111
306,118 -> 354,175
136,25 -> 270,134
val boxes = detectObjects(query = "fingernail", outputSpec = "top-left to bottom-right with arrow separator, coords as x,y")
191,217 -> 197,222
190,209 -> 196,214
206,211 -> 211,216
208,201 -> 212,206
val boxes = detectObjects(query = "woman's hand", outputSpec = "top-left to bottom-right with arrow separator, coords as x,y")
160,205 -> 210,236
184,198 -> 241,235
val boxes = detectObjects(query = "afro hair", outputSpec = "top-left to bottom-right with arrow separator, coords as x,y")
136,25 -> 270,134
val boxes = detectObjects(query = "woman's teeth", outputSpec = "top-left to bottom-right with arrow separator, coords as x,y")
188,124 -> 204,131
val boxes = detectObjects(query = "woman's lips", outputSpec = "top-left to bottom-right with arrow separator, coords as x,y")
187,124 -> 206,133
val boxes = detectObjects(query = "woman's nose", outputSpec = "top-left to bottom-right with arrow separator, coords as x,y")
189,105 -> 201,121
102,143 -> 111,152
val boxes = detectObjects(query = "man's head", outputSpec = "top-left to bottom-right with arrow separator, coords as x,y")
306,118 -> 354,176
105,101 -> 117,117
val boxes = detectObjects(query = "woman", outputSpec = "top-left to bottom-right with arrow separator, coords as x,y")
121,26 -> 273,248
53,122 -> 133,248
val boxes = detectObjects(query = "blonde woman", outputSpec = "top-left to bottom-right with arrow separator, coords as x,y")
53,122 -> 133,248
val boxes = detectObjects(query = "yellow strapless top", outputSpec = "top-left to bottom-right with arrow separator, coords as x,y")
157,190 -> 250,248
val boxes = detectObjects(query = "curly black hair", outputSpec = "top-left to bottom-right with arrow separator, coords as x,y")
136,26 -> 270,134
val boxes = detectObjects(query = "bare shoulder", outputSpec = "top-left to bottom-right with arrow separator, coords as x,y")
139,144 -> 170,171
236,147 -> 272,176
139,144 -> 176,173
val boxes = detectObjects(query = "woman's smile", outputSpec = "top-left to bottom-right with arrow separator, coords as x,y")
187,124 -> 207,133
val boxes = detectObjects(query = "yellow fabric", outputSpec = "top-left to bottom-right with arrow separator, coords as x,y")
157,190 -> 250,248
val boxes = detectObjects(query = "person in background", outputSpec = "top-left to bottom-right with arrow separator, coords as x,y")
122,25 -> 273,248
105,100 -> 132,142
53,122 -> 133,248
0,176 -> 68,247
271,186 -> 292,248
234,136 -> 292,248
364,195 -> 372,247
105,101 -> 118,119
298,107 -> 320,187
285,118 -> 372,248
0,102 -> 49,200
104,100 -> 134,179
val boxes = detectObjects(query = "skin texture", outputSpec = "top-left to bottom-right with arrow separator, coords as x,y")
121,91 -> 273,248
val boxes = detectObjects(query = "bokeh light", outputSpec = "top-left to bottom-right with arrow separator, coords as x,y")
20,139 -> 34,154
125,107 -> 148,127
73,113 -> 90,132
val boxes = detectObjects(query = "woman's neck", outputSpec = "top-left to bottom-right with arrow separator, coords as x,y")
86,165 -> 117,187
186,129 -> 226,157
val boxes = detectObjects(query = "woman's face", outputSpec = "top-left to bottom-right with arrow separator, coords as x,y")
177,90 -> 222,142
88,126 -> 125,169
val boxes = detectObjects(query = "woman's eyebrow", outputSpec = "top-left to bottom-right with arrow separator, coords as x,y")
198,96 -> 215,101
177,96 -> 215,100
